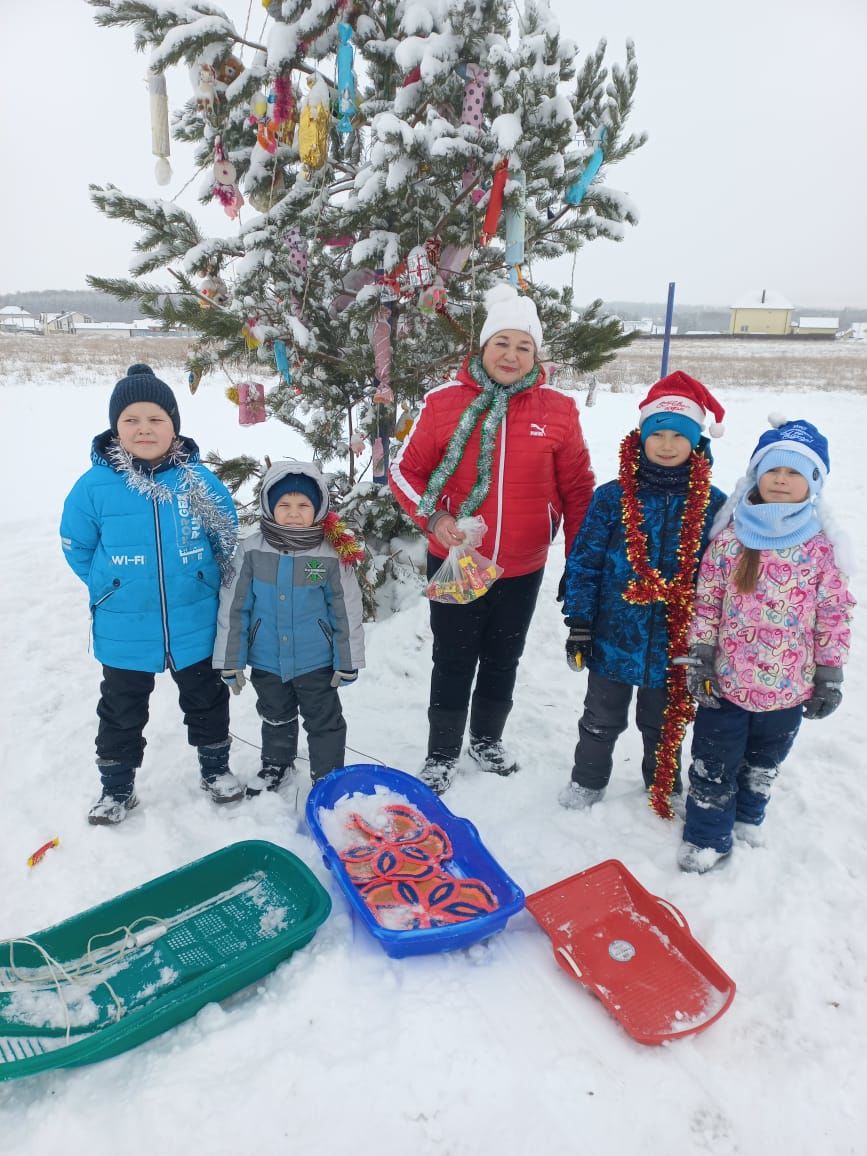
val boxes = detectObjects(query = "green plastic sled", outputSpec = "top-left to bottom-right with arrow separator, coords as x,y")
0,840 -> 331,1082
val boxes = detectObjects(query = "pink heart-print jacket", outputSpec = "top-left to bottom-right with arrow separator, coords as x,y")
688,525 -> 855,712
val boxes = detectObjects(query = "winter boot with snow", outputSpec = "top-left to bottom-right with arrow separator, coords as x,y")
468,697 -> 518,776
677,840 -> 731,874
198,740 -> 245,804
88,762 -> 138,826
558,781 -> 606,811
419,707 -> 467,795
246,761 -> 296,797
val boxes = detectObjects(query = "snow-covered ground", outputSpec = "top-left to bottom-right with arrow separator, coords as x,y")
1,356 -> 865,1154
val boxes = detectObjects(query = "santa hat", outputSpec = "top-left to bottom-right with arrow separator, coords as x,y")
478,283 -> 544,350
638,371 -> 725,438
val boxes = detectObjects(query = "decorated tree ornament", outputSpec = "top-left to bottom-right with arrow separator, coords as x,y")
336,23 -> 356,133
371,435 -> 390,485
371,305 -> 394,401
459,63 -> 489,189
504,168 -> 526,285
298,76 -> 331,172
215,54 -> 244,86
394,405 -> 418,443
284,224 -> 309,278
195,62 -> 217,116
188,367 -> 203,394
238,381 -> 267,426
148,69 -> 172,186
565,126 -> 607,206
349,431 -> 366,456
242,319 -> 261,350
273,339 -> 292,384
405,244 -> 434,289
256,119 -> 279,154
418,283 -> 447,315
199,273 -> 230,308
212,136 -> 244,218
480,157 -> 509,245
248,169 -> 286,212
437,244 -> 471,284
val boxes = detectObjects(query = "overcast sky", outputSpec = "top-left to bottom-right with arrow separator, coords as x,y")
2,0 -> 865,306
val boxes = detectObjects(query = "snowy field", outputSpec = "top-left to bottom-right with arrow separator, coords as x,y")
1,340 -> 866,1155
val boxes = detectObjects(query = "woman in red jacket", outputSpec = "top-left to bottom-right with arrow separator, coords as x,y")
390,284 -> 595,792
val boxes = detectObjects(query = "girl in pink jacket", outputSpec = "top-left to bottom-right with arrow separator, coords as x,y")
678,416 -> 855,873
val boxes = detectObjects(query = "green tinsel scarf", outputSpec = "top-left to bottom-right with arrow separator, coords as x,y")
416,357 -> 541,520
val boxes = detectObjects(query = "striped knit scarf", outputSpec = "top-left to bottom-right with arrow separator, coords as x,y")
416,356 -> 541,519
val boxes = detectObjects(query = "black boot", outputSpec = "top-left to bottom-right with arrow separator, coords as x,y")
89,761 -> 138,825
468,697 -> 518,776
198,740 -> 245,803
419,707 -> 467,794
246,761 -> 295,797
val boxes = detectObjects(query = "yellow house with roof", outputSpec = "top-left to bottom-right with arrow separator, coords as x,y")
728,289 -> 793,335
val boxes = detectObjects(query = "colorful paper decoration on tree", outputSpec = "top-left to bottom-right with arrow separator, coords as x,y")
405,244 -> 434,289
212,136 -> 244,218
504,168 -> 527,286
437,243 -> 471,284
299,76 -> 331,172
349,431 -> 366,456
238,381 -> 267,426
371,436 -> 389,484
148,69 -> 172,186
418,284 -> 447,315
336,23 -> 356,133
565,126 -> 607,206
273,339 -> 292,384
242,319 -> 261,350
480,158 -> 509,245
284,224 -> 309,278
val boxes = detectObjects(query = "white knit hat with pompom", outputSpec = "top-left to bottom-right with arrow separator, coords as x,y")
478,283 -> 544,350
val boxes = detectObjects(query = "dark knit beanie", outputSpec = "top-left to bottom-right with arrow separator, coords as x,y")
109,364 -> 181,434
267,473 -> 322,515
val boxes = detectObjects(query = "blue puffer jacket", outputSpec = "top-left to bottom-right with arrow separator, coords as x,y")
60,432 -> 238,673
563,451 -> 726,688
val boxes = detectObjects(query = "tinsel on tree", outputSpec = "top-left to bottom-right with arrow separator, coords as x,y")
85,0 -> 645,615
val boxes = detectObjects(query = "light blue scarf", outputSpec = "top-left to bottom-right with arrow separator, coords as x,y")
733,490 -> 821,550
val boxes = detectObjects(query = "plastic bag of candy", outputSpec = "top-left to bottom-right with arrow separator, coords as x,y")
425,516 -> 503,604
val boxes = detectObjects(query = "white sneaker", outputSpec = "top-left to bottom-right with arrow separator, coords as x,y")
733,820 -> 766,847
558,782 -> 605,810
677,841 -> 731,874
200,771 -> 245,804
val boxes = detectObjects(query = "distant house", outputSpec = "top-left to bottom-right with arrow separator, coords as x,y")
42,311 -> 94,333
729,289 -> 793,336
0,305 -> 41,332
792,316 -> 839,337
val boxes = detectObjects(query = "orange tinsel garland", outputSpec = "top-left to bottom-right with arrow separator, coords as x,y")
322,511 -> 365,567
618,431 -> 711,819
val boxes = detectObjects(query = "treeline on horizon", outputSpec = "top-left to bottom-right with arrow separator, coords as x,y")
2,289 -> 866,330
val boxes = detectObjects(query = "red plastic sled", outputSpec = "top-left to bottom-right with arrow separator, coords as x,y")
525,860 -> 735,1045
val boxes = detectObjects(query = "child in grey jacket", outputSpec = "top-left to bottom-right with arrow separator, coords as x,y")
213,462 -> 365,792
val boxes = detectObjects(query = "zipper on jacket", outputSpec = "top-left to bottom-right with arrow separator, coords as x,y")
642,493 -> 672,685
491,414 -> 507,563
151,494 -> 173,670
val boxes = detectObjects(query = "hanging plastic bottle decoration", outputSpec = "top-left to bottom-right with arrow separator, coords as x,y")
238,381 -> 267,426
298,76 -> 331,173
188,367 -> 203,394
349,431 -> 366,456
394,405 -> 417,443
371,306 -> 394,404
565,126 -> 607,207
336,23 -> 356,134
371,436 -> 389,485
212,136 -> 244,218
459,63 -> 489,190
480,158 -> 509,245
273,339 -> 292,385
504,168 -> 527,286
148,68 -> 172,186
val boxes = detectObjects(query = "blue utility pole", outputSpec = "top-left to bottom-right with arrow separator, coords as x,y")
660,281 -> 676,377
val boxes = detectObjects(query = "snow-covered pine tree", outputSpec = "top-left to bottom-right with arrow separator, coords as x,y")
85,0 -> 645,615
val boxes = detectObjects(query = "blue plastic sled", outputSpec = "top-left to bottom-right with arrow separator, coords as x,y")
305,765 -> 524,958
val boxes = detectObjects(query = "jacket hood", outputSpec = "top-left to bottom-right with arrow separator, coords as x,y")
91,430 -> 201,470
259,460 -> 330,522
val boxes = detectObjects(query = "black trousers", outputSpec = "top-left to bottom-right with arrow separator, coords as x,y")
571,670 -> 681,792
427,553 -> 544,712
95,658 -> 230,767
250,666 -> 346,781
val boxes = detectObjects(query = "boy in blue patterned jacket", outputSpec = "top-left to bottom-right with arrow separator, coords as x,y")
60,364 -> 240,824
559,373 -> 727,813
213,462 -> 365,794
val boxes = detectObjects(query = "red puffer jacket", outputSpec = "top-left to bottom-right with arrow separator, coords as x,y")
389,359 -> 595,577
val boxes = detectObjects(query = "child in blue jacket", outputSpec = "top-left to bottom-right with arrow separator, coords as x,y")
213,462 -> 365,793
560,372 -> 727,813
60,364 -> 240,824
